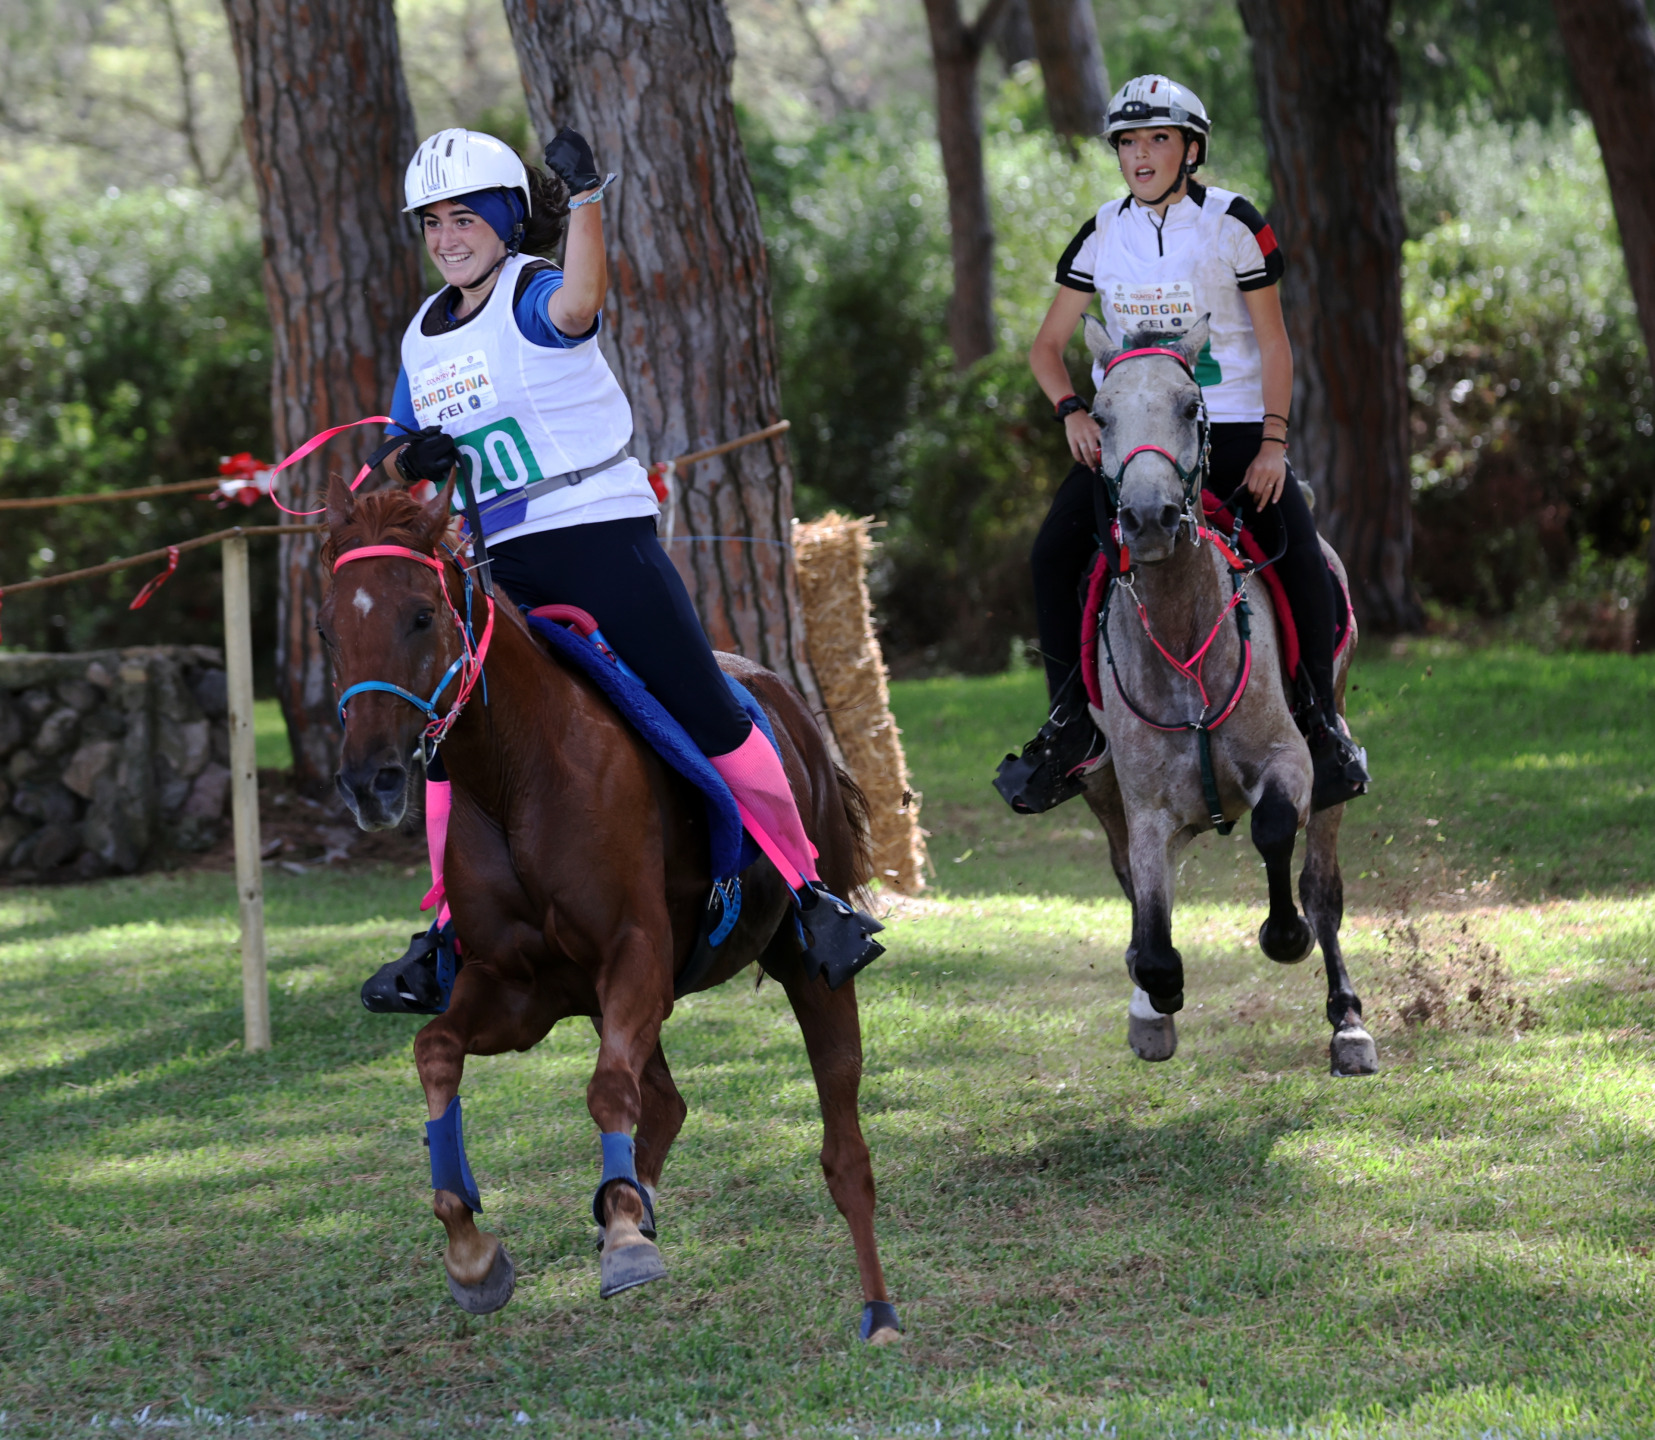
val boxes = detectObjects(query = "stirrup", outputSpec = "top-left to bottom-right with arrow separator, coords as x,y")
993,698 -> 1107,816
361,918 -> 456,1014
1308,714 -> 1370,812
796,883 -> 885,990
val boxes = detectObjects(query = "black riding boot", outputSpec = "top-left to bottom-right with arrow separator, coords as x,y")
994,671 -> 1108,815
361,917 -> 456,1014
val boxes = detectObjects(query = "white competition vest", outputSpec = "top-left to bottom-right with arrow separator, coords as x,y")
399,253 -> 657,538
1086,187 -> 1266,423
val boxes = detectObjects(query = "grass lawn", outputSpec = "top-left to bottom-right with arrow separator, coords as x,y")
1,646 -> 1651,1437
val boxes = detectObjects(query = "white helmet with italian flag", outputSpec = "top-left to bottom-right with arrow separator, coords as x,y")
1103,75 -> 1212,169
403,128 -> 532,215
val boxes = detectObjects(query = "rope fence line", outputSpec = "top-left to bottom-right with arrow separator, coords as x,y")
0,524 -> 323,598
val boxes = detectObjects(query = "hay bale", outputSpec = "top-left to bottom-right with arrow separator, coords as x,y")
793,513 -> 926,894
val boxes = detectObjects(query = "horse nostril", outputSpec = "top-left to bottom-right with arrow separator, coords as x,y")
371,764 -> 407,801
1119,507 -> 1143,535
1158,503 -> 1181,532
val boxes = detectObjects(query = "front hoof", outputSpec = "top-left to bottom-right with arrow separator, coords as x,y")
1259,915 -> 1316,964
860,1300 -> 903,1344
446,1242 -> 516,1315
1128,989 -> 1178,1061
1330,1026 -> 1380,1076
600,1238 -> 668,1299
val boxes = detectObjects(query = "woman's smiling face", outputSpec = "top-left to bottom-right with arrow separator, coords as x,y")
421,199 -> 506,289
1114,126 -> 1196,204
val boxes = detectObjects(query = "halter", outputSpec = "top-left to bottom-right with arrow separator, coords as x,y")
332,542 -> 495,765
1095,346 -> 1211,514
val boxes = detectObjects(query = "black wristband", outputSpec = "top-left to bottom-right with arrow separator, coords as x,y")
1054,395 -> 1087,422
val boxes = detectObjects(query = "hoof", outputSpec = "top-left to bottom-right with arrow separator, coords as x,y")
1259,915 -> 1316,964
600,1238 -> 668,1299
860,1299 -> 902,1343
1330,1026 -> 1380,1077
1128,988 -> 1178,1062
446,1242 -> 516,1315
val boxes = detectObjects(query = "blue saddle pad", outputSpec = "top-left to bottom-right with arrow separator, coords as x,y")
523,612 -> 775,885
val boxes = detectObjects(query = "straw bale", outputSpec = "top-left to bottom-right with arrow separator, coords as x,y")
793,513 -> 927,894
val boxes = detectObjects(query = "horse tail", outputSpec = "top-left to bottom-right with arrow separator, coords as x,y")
833,762 -> 875,899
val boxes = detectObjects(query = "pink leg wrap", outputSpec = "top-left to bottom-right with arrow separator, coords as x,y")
421,778 -> 452,927
709,725 -> 819,890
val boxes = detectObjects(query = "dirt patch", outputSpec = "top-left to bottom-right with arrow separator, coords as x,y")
1365,913 -> 1541,1035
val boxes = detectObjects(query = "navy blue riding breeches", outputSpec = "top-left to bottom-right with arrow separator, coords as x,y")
1030,422 -> 1337,713
450,517 -> 753,765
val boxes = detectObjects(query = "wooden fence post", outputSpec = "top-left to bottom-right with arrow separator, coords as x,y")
222,533 -> 271,1052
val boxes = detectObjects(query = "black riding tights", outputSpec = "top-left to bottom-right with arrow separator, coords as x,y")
427,515 -> 751,786
1029,422 -> 1338,716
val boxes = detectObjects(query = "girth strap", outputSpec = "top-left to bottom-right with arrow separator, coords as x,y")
472,446 -> 631,528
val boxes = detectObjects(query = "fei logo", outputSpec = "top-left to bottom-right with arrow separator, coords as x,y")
451,417 -> 545,507
410,349 -> 499,427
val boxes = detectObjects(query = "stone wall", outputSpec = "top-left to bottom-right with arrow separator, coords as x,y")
0,647 -> 232,880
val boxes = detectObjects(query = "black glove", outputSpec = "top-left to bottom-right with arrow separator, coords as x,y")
395,426 -> 461,485
543,127 -> 600,195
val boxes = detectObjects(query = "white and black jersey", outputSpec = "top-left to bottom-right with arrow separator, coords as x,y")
1054,181 -> 1284,422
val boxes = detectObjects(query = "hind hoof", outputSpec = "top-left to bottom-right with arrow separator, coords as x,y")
1260,916 -> 1316,964
1128,989 -> 1178,1061
446,1242 -> 515,1315
1330,1027 -> 1379,1076
600,1238 -> 667,1299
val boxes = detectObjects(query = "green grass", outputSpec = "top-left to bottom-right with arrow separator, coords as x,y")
1,648 -> 1652,1436
254,698 -> 293,771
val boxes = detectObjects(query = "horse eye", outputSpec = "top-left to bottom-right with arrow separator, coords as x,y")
1184,399 -> 1201,420
413,609 -> 434,631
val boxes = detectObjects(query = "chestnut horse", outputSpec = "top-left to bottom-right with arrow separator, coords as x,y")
318,474 -> 900,1343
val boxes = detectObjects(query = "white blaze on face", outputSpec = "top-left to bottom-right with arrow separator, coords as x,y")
352,588 -> 374,617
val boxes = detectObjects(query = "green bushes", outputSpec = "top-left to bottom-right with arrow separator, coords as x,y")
0,188 -> 273,658
1400,115 -> 1653,626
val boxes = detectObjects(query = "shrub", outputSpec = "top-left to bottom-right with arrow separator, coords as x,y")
0,187 -> 274,659
1400,114 -> 1654,623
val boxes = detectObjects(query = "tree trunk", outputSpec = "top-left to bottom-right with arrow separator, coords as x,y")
994,0 -> 1037,71
1551,0 -> 1655,651
1028,0 -> 1109,145
1237,0 -> 1422,632
501,0 -> 819,704
922,0 -> 1013,369
221,0 -> 424,789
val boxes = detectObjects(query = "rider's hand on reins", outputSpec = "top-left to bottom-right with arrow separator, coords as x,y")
1064,409 -> 1103,469
1241,448 -> 1288,506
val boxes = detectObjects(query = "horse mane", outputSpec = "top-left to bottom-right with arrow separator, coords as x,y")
323,480 -> 537,641
322,483 -> 443,567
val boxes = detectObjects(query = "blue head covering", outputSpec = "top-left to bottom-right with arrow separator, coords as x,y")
442,187 -> 526,251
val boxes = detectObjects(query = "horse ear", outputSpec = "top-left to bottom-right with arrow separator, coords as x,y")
1173,313 -> 1212,370
418,467 -> 459,551
325,470 -> 355,534
1081,313 -> 1116,368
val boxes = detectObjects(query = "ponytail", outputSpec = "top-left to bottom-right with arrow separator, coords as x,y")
521,166 -> 571,256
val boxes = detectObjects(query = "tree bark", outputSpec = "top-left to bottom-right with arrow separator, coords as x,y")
922,0 -> 1013,369
501,0 -> 819,705
221,0 -> 424,789
1237,0 -> 1422,632
1027,0 -> 1109,145
994,0 -> 1037,71
1551,0 -> 1655,651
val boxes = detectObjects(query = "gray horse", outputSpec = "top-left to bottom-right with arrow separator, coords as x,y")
1078,315 -> 1378,1078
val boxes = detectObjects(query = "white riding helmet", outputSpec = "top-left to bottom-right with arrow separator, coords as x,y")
403,128 -> 532,215
1103,75 -> 1211,169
